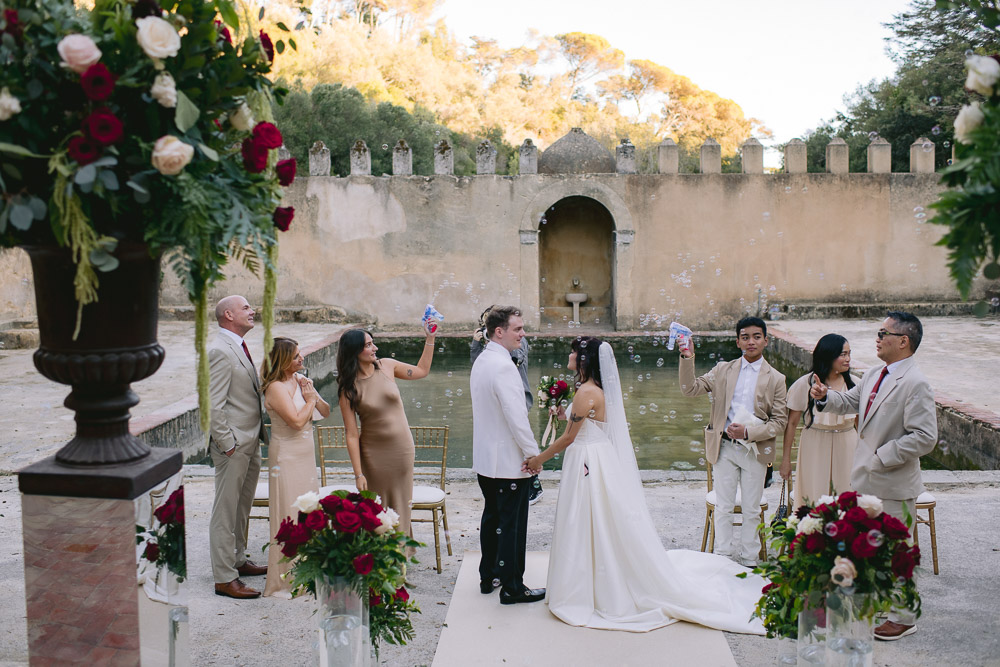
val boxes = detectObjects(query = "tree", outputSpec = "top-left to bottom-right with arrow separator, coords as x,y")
554,32 -> 624,102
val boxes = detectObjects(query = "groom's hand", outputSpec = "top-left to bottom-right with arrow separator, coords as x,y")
726,423 -> 748,440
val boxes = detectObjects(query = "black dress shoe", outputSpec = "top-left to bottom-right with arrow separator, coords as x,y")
500,586 -> 546,605
480,578 -> 500,594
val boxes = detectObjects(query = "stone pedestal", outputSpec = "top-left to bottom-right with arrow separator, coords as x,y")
700,138 -> 721,174
392,140 -> 412,176
867,137 -> 892,173
910,137 -> 935,173
309,141 -> 331,176
826,137 -> 849,174
657,138 -> 679,174
349,140 -> 371,176
476,140 -> 497,174
20,449 -> 185,666
741,137 -> 764,174
784,138 -> 807,173
519,139 -> 538,174
434,140 -> 454,175
616,139 -> 637,174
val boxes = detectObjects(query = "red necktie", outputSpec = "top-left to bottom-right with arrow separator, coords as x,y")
864,367 -> 889,419
241,340 -> 253,367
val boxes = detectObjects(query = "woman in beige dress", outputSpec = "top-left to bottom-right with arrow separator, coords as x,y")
336,322 -> 437,544
262,337 -> 330,598
779,334 -> 858,510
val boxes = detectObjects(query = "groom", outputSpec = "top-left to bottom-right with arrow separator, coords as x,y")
470,305 -> 545,604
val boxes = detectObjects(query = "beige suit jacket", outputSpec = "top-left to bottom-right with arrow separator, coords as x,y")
819,356 -> 936,500
207,331 -> 268,452
680,355 -> 787,466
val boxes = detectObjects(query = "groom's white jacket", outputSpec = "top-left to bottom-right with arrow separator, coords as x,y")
471,340 -> 540,479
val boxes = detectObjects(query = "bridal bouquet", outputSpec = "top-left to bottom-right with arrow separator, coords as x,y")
137,486 -> 186,581
744,491 -> 921,639
537,375 -> 573,410
275,490 -> 421,655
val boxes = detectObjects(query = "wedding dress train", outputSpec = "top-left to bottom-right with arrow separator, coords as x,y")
545,343 -> 766,634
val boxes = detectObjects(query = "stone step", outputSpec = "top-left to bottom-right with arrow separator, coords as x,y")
0,320 -> 40,350
773,301 -> 981,320
158,305 -> 366,324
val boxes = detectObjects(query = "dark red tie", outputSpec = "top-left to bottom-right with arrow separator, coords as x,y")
864,367 -> 889,419
241,340 -> 253,367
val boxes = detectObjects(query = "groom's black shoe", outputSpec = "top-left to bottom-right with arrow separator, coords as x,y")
500,586 -> 546,605
480,578 -> 500,594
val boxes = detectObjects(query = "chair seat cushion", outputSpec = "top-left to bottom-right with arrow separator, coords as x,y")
319,484 -> 359,496
254,481 -> 268,502
411,485 -> 445,506
706,490 -> 768,511
916,491 -> 936,506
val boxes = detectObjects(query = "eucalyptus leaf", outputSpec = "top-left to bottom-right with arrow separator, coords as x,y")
133,188 -> 151,204
258,6 -> 265,20
276,21 -> 289,31
99,170 -> 120,191
75,164 -> 97,186
174,90 -> 201,134
295,21 -> 305,30
26,79 -> 44,99
197,143 -> 219,161
289,38 -> 297,51
0,142 -> 47,159
276,40 -> 285,55
2,162 -> 21,181
216,0 -> 239,28
126,179 -> 150,194
78,178 -> 95,194
9,204 -> 33,230
90,249 -> 120,272
28,196 -> 46,220
91,156 -> 118,168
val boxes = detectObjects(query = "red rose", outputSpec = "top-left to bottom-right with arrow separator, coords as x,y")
370,591 -> 382,607
273,206 -> 294,232
280,541 -> 299,558
347,492 -> 363,502
891,545 -> 920,579
359,497 -> 383,514
850,533 -> 878,559
843,507 -> 868,524
252,122 -> 283,149
81,63 -> 115,101
241,137 -> 268,173
320,495 -> 344,514
881,514 -> 910,540
259,30 -> 274,62
335,510 -> 361,533
394,586 -> 409,602
556,380 -> 568,391
832,519 -> 857,543
358,507 -> 382,532
304,510 -> 327,531
154,500 -> 176,525
275,516 -> 296,543
214,19 -> 232,44
548,386 -> 559,397
67,136 -> 101,165
761,582 -> 777,594
276,158 -> 296,186
837,491 -> 858,510
353,553 -> 374,575
143,541 -> 160,562
3,9 -> 22,40
83,108 -> 123,146
804,533 -> 826,553
169,488 -> 185,525
789,533 -> 804,556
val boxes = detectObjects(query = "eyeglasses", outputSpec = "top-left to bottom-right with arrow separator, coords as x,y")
876,330 -> 907,340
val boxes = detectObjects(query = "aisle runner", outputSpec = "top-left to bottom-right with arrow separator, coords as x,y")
432,551 -> 737,667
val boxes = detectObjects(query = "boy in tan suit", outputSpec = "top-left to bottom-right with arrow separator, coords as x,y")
208,295 -> 270,599
679,317 -> 787,567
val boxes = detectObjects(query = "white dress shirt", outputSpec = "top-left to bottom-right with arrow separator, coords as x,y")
470,341 -> 540,478
725,355 -> 763,431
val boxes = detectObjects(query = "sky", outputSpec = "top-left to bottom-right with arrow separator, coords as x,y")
437,0 -> 914,160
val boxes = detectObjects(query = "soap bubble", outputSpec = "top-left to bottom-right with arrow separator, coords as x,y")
633,354 -> 641,363
922,141 -> 933,152
943,141 -> 951,148
762,212 -> 771,221
928,96 -> 941,106
447,371 -> 453,377
656,358 -> 664,367
638,405 -> 647,415
382,143 -> 389,150
841,284 -> 847,292
909,264 -> 918,272
693,414 -> 703,422
456,389 -> 463,396
921,79 -> 929,86
946,159 -> 953,165
867,131 -> 879,141
931,125 -> 941,135
649,403 -> 658,412
784,186 -> 792,193
965,48 -> 974,57
415,402 -> 421,408
866,529 -> 885,548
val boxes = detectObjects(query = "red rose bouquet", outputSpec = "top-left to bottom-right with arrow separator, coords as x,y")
741,491 -> 922,639
275,490 -> 421,655
137,486 -> 186,581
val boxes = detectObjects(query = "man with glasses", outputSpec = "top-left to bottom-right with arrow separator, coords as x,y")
810,311 -> 937,641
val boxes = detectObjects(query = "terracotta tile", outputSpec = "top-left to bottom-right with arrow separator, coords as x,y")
107,614 -> 139,635
108,649 -> 140,667
100,632 -> 139,650
85,646 -> 120,663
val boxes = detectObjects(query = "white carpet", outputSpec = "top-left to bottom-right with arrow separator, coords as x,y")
432,551 -> 738,667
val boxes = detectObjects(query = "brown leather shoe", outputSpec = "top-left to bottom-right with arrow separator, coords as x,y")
874,620 -> 916,641
215,578 -> 261,599
237,560 -> 268,576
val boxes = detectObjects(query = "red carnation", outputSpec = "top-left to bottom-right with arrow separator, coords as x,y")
843,506 -> 868,524
837,491 -> 858,510
84,108 -> 123,146
241,137 -> 269,173
335,509 -> 361,533
215,19 -> 232,44
276,158 -> 296,186
804,533 -> 826,553
2,8 -> 22,41
891,544 -> 920,579
304,509 -> 327,531
881,514 -> 910,540
259,30 -> 274,62
353,553 -> 374,575
252,122 -> 283,149
273,206 -> 294,232
67,136 -> 101,165
143,541 -> 160,562
850,532 -> 878,559
394,586 -> 409,602
81,63 -> 116,101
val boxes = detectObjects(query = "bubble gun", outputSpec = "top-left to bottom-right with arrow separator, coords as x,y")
422,304 -> 444,333
667,321 -> 693,352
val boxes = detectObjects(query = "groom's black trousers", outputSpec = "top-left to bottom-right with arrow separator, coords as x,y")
477,474 -> 531,593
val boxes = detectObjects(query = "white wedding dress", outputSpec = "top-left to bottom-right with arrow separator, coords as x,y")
545,343 -> 766,634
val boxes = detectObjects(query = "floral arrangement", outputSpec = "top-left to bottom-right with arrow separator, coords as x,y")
741,491 -> 921,639
275,490 -> 421,655
536,375 -> 573,410
137,486 -> 186,580
0,0 -> 302,430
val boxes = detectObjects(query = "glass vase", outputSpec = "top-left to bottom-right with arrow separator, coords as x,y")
825,587 -> 875,667
776,637 -> 797,666
796,595 -> 826,665
316,575 -> 370,667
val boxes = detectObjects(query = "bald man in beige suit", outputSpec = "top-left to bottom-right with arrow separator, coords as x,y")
812,311 -> 937,641
209,295 -> 270,599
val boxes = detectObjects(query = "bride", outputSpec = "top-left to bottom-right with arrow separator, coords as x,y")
525,336 -> 765,634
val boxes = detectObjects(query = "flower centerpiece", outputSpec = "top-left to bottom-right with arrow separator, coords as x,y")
0,0 -> 301,445
536,375 -> 573,449
743,491 -> 921,640
137,486 -> 186,583
275,490 -> 421,657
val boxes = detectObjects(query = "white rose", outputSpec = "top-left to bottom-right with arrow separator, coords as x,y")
0,87 -> 21,121
955,102 -> 986,145
374,511 -> 393,535
151,135 -> 194,175
856,494 -> 883,519
229,102 -> 255,131
816,495 -> 836,507
830,556 -> 857,588
965,55 -> 1000,97
57,34 -> 102,74
136,16 -> 181,64
796,516 -> 822,535
150,72 -> 177,108
383,507 -> 399,526
291,491 -> 321,514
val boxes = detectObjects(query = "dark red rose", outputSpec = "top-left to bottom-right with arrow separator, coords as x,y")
813,503 -> 836,519
83,108 -> 123,146
843,507 -> 868,524
891,544 -> 919,579
252,122 -> 283,149
304,510 -> 327,531
548,386 -> 559,397
347,492 -> 363,503
832,520 -> 857,543
556,380 -> 568,391
881,514 -> 910,540
81,63 -> 116,101
154,500 -> 176,525
259,30 -> 274,62
241,137 -> 269,173
837,491 -> 859,510
850,533 -> 878,559
804,533 -> 826,553
214,19 -> 232,44
358,508 -> 382,532
353,553 -> 374,575
335,509 -> 361,533
320,495 -> 344,514
280,541 -> 299,558
788,533 -> 804,556
762,582 -> 777,595
3,9 -> 22,40
359,497 -> 383,514
67,136 -> 101,165
275,517 -> 296,544
132,0 -> 162,19
394,586 -> 409,602
273,206 -> 294,232
143,541 -> 160,562
276,158 -> 296,186
369,590 -> 382,607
